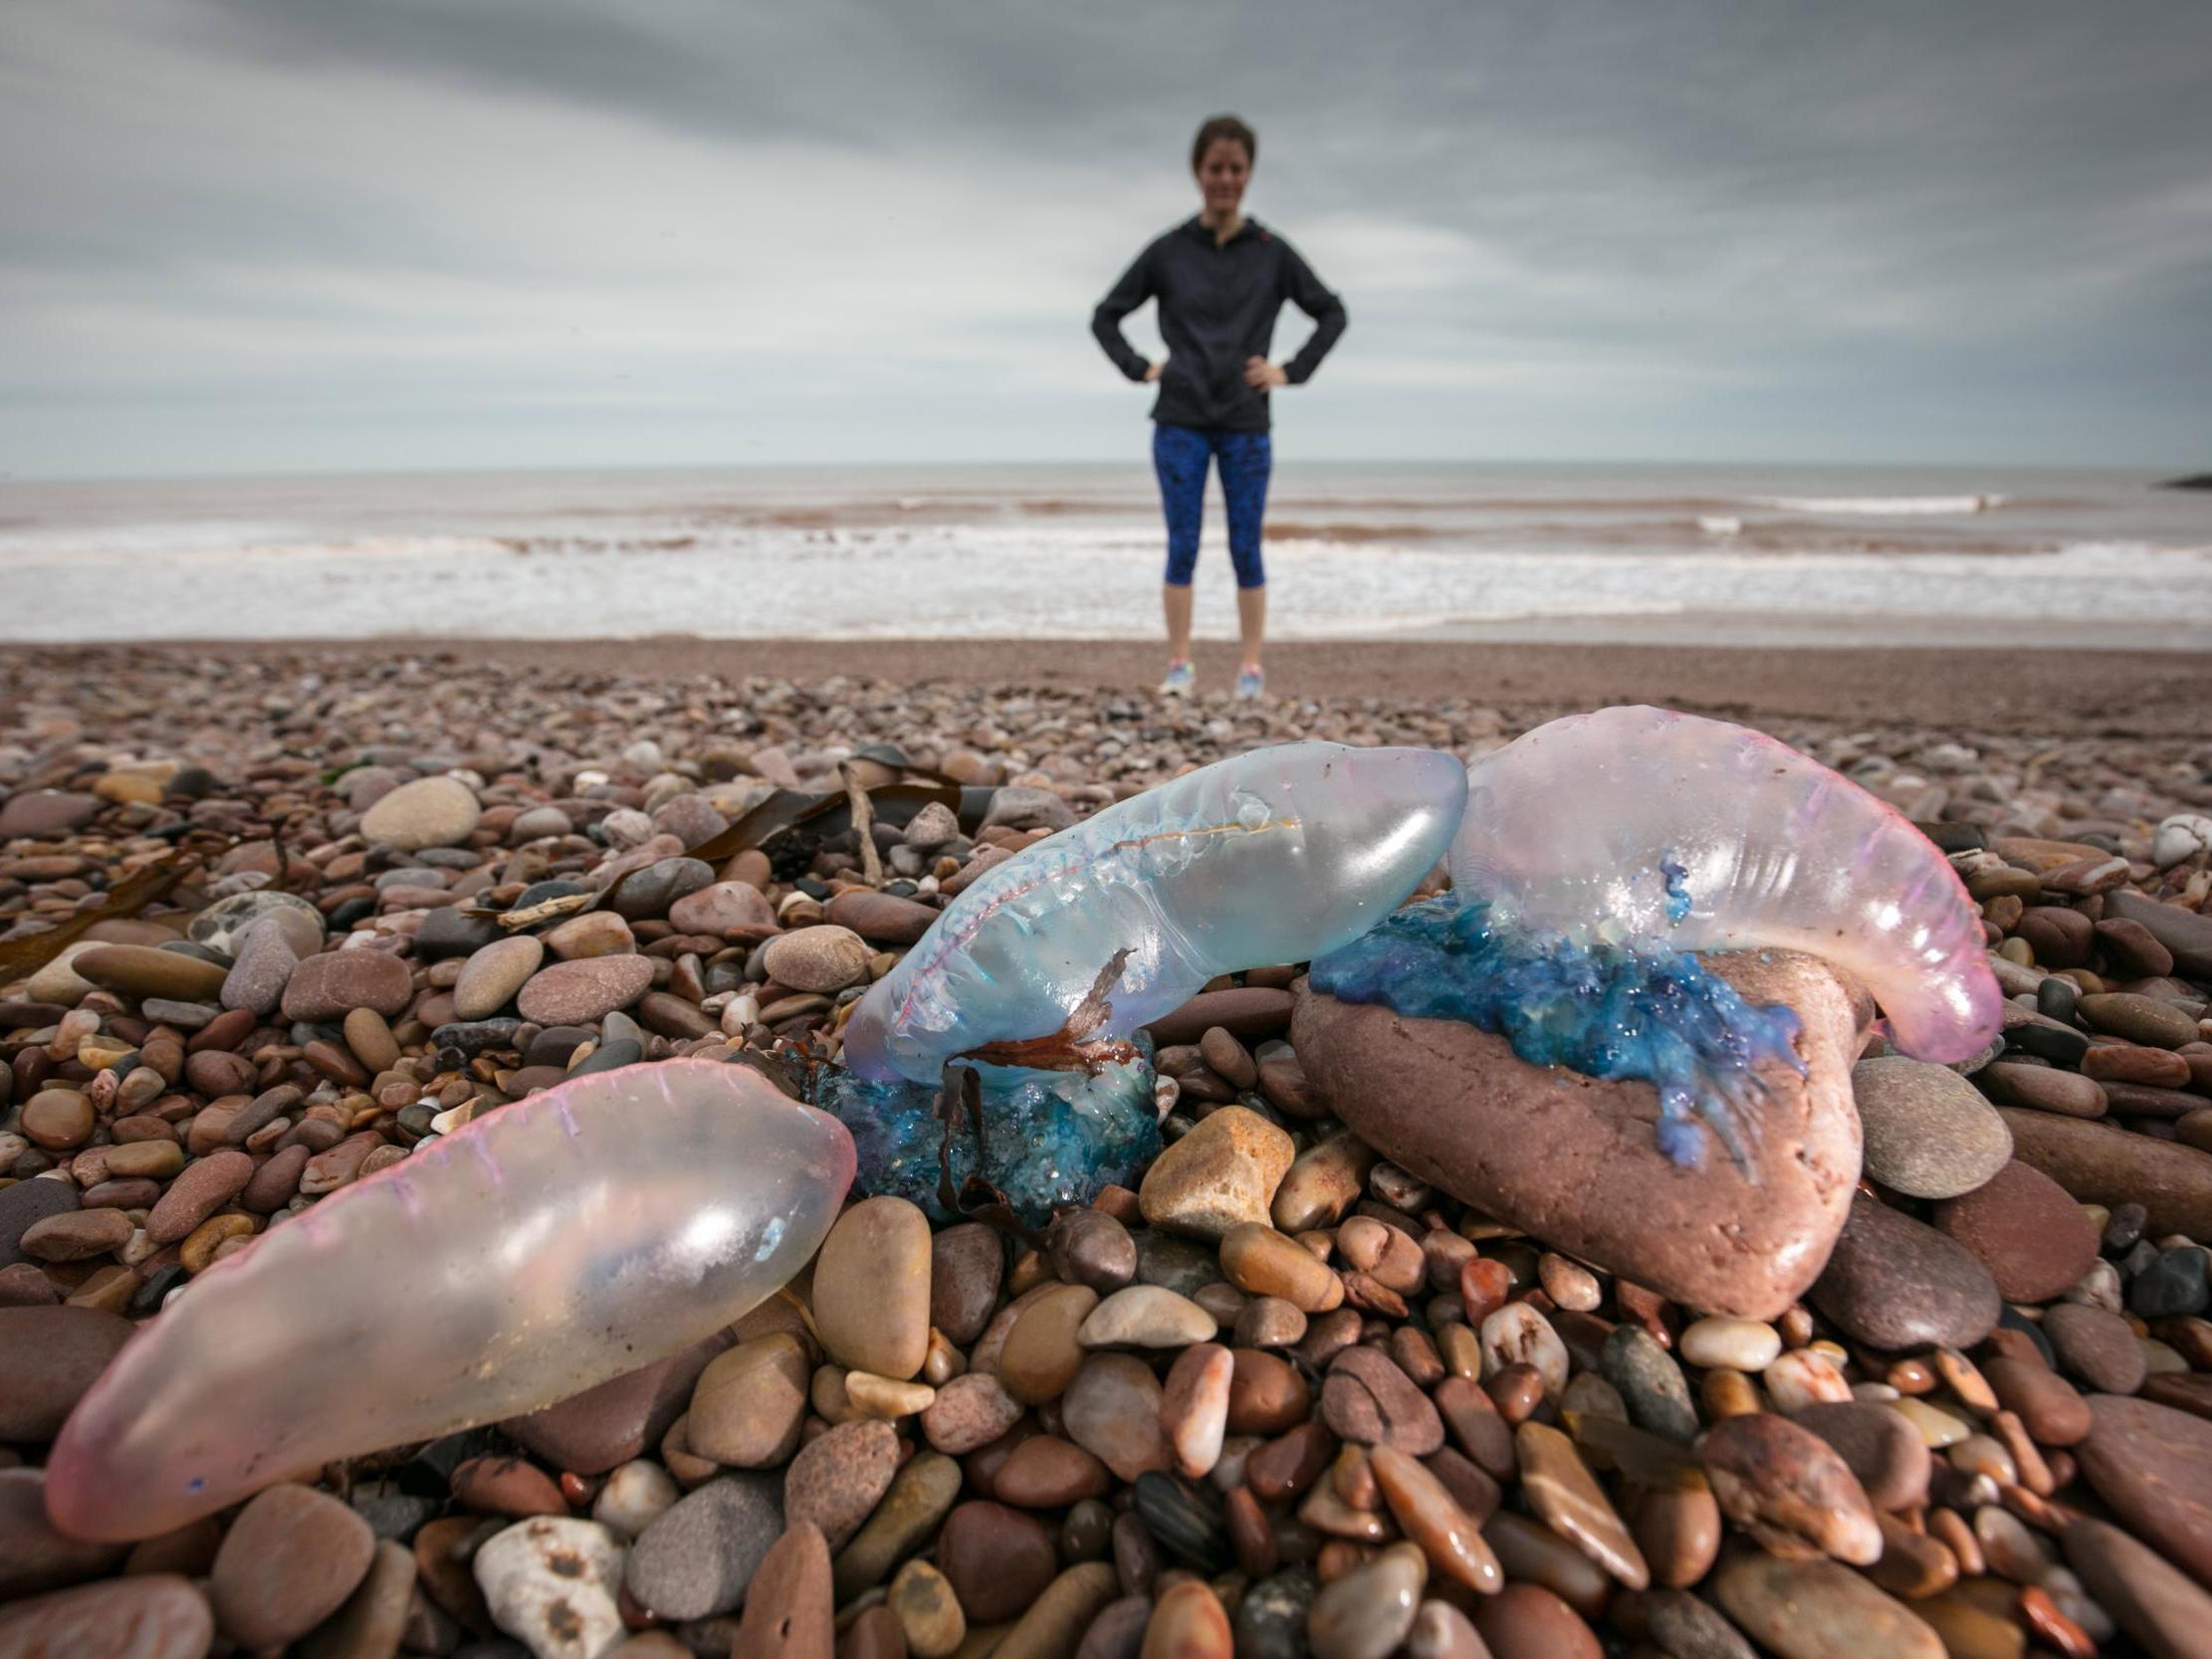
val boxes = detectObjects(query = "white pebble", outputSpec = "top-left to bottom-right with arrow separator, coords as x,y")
592,1459 -> 679,1540
1678,1317 -> 1782,1372
1761,1348 -> 1852,1410
2153,813 -> 2212,869
474,1517 -> 628,1659
1478,1302 -> 1568,1396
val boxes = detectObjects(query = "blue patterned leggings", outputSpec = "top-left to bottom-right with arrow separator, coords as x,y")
1152,424 -> 1272,589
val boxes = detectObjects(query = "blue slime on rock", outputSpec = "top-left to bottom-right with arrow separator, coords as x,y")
1308,892 -> 1804,1169
812,1048 -> 1161,1224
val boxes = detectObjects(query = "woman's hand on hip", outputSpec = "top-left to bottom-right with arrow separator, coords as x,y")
1244,357 -> 1288,389
1144,359 -> 1165,383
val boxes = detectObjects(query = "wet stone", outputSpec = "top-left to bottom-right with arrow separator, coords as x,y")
783,1418 -> 898,1552
1638,1587 -> 1758,1659
1599,1325 -> 1699,1443
0,1305 -> 132,1441
1712,1553 -> 1942,1659
1233,1571 -> 1316,1659
2044,1302 -> 2148,1394
1810,1192 -> 2001,1351
1130,1471 -> 1229,1572
1470,1583 -> 1602,1659
936,1503 -> 1057,1626
1515,1421 -> 1649,1588
1982,1354 -> 2092,1446
1930,1159 -> 2101,1304
2131,1245 -> 2211,1319
2064,1515 -> 2212,1659
1307,1542 -> 1425,1659
515,956 -> 653,1026
0,1573 -> 212,1659
623,1475 -> 781,1621
2001,1107 -> 2212,1239
2075,1393 -> 2212,1585
1787,1400 -> 1931,1512
1138,1106 -> 1294,1241
209,1483 -> 377,1651
0,1175 -> 82,1268
1851,1057 -> 2014,1199
1699,1411 -> 1881,1563
2080,991 -> 2200,1049
1322,1347 -> 1443,1455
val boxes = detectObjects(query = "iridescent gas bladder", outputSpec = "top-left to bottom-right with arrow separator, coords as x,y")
45,1061 -> 854,1542
840,740 -> 1471,1085
1314,707 -> 2002,1166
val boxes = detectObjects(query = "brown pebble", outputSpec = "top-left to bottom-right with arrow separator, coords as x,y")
1471,1582 -> 1602,1659
994,1436 -> 1112,1508
937,1502 -> 1058,1625
1698,1412 -> 1880,1564
1246,1421 -> 1337,1502
1515,1421 -> 1649,1589
0,1573 -> 214,1659
450,1455 -> 567,1519
838,1603 -> 908,1659
145,1148 -> 254,1244
1626,1484 -> 1721,1589
208,1483 -> 376,1650
1226,1348 -> 1311,1436
992,1562 -> 1121,1659
1368,1444 -> 1501,1593
1140,1579 -> 1231,1659
18,1209 -> 132,1263
784,1418 -> 899,1552
735,1521 -> 834,1659
999,1284 -> 1100,1405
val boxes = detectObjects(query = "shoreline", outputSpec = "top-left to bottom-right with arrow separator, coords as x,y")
15,636 -> 2205,738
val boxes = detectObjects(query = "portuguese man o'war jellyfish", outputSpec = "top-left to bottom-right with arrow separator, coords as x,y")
1314,707 -> 2000,1168
44,1060 -> 854,1542
1449,706 -> 2000,1063
812,1046 -> 1162,1225
840,741 -> 1469,1086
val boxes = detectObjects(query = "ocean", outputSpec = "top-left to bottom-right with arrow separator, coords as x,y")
2,463 -> 2206,648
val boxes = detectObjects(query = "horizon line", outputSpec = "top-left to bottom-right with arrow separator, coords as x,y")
3,455 -> 2202,489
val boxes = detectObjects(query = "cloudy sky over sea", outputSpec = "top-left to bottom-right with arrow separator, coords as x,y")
5,1 -> 2208,477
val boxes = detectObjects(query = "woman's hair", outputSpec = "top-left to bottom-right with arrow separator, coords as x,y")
1191,114 -> 1256,172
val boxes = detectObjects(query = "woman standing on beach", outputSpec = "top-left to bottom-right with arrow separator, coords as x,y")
1091,114 -> 1347,699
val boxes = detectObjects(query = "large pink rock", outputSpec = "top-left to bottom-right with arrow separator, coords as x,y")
1291,950 -> 1870,1320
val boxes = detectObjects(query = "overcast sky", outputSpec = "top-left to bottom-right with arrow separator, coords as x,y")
4,0 -> 2207,478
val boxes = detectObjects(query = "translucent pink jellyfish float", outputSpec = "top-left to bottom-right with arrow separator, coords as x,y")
1309,705 -> 2003,1165
44,1061 -> 855,1541
42,714 -> 1996,1538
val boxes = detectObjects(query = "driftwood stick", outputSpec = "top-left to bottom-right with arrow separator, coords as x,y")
839,761 -> 883,887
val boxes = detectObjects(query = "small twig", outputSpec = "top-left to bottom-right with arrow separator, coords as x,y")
839,761 -> 883,887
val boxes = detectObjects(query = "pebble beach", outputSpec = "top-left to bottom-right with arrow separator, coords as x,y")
6,637 -> 2212,1659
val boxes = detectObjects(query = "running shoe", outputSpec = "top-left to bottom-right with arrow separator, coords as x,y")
1234,664 -> 1266,701
1158,659 -> 1196,697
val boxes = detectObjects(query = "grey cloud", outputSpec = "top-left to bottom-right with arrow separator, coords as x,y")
1,0 -> 2206,475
